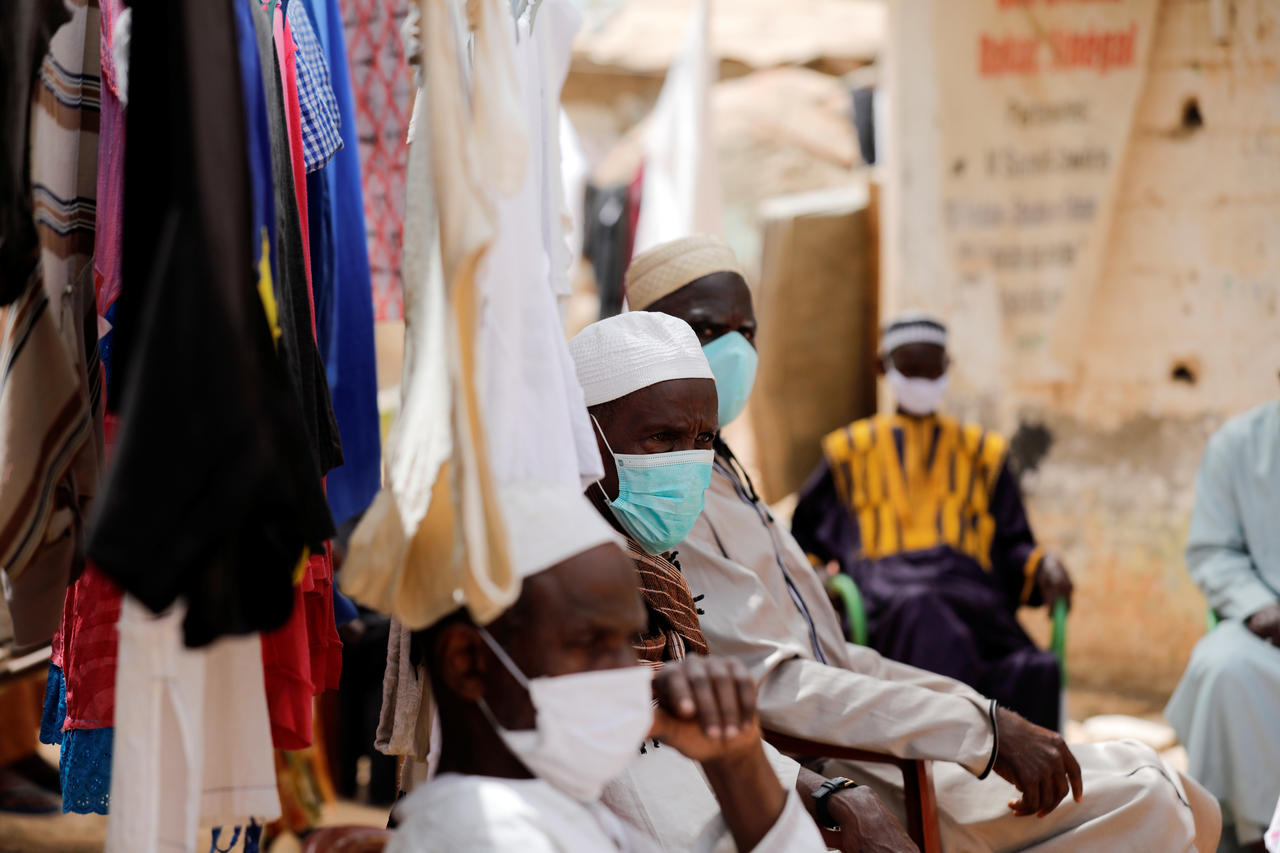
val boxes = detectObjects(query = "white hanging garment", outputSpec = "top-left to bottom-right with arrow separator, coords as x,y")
477,0 -> 603,491
631,0 -> 721,255
107,597 -> 279,853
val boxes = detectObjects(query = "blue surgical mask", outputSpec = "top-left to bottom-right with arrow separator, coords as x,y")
592,417 -> 714,555
702,331 -> 758,428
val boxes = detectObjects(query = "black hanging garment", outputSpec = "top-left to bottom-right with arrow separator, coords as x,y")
0,0 -> 70,303
89,0 -> 334,647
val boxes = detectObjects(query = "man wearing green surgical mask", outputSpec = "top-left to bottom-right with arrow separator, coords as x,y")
628,235 -> 1222,853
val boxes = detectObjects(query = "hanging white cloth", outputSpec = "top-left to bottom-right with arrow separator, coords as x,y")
107,596 -> 279,853
631,0 -> 721,255
342,0 -> 524,630
476,0 -> 603,490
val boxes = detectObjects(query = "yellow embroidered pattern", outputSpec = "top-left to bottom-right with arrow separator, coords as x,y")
256,228 -> 282,348
822,414 -> 1007,570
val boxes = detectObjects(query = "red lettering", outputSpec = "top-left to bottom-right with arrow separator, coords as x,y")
1049,22 -> 1137,73
980,34 -> 1041,75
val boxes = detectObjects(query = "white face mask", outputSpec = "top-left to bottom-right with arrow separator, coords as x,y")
886,366 -> 949,415
476,627 -> 655,802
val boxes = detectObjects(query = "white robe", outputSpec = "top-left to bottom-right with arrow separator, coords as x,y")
388,771 -> 823,853
1166,401 -> 1280,845
106,597 -> 280,853
672,455 -> 1220,852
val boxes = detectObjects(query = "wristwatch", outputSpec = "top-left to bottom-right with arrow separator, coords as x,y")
811,776 -> 859,831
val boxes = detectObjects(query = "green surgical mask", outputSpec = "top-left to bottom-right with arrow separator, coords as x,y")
702,331 -> 758,428
592,416 -> 713,554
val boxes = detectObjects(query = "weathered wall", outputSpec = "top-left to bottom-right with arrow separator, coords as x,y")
885,0 -> 1280,701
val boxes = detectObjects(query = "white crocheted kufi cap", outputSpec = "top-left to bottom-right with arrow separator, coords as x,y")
881,309 -> 948,355
568,311 -> 713,407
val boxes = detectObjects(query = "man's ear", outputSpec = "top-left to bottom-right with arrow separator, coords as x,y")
435,624 -> 490,702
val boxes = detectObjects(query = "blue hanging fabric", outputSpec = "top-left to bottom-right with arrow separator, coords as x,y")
300,0 -> 382,528
245,819 -> 264,853
209,826 -> 243,853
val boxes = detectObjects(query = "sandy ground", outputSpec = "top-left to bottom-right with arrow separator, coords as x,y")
0,796 -> 391,853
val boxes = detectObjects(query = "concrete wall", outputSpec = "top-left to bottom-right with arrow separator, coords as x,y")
885,0 -> 1280,702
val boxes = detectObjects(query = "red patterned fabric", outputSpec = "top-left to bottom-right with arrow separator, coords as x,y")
54,414 -> 123,732
341,0 -> 411,321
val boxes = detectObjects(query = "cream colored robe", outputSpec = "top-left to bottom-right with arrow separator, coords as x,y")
672,455 -> 1220,853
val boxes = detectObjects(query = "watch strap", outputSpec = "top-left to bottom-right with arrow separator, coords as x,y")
811,776 -> 858,830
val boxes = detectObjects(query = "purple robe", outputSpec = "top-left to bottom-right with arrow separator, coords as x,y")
792,413 -> 1060,730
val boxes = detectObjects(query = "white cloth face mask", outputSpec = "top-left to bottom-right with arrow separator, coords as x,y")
476,627 -> 655,803
886,366 -> 949,415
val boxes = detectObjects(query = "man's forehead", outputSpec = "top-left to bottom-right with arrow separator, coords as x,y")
607,378 -> 716,419
527,545 -> 644,620
663,272 -> 751,311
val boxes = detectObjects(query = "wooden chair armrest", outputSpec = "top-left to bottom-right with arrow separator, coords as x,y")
0,644 -> 52,687
762,729 -> 942,853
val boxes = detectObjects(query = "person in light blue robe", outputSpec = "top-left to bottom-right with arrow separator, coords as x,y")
1167,400 -> 1280,851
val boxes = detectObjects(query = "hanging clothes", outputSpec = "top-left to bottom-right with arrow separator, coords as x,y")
246,0 -> 340,749
302,0 -> 382,529
342,0 -> 412,321
582,182 -> 630,319
87,0 -> 330,648
268,0 -> 345,479
286,1 -> 342,175
631,0 -> 721,255
38,0 -> 132,816
0,0 -> 104,648
476,0 -> 603,493
106,597 -> 280,853
341,0 -> 519,631
0,0 -> 68,305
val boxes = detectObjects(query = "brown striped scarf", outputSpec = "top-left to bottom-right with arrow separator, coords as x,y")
625,539 -> 709,665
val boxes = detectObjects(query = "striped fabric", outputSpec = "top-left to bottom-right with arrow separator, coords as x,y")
287,0 -> 343,173
625,539 -> 709,664
0,270 -> 92,583
1,0 -> 103,647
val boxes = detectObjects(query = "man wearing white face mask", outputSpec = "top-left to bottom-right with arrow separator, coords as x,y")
387,481 -> 825,852
792,311 -> 1073,731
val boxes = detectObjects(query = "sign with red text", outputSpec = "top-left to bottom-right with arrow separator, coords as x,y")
932,0 -> 1157,378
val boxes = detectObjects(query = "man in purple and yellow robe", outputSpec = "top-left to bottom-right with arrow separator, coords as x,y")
793,312 -> 1071,731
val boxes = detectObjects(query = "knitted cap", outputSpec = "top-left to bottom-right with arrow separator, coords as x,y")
568,312 -> 713,407
625,234 -> 746,310
881,310 -> 948,355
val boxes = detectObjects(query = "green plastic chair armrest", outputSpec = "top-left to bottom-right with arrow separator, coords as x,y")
825,573 -> 869,647
1050,598 -> 1069,688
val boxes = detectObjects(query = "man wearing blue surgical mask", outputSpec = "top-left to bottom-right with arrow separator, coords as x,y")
568,311 -> 919,853
629,242 -> 1220,853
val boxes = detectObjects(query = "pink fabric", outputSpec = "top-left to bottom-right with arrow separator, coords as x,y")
273,5 -> 315,324
92,0 -> 127,311
57,416 -> 123,731
54,2 -> 129,729
342,0 -> 410,321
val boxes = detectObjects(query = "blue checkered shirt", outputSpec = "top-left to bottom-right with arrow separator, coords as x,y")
287,0 -> 342,172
